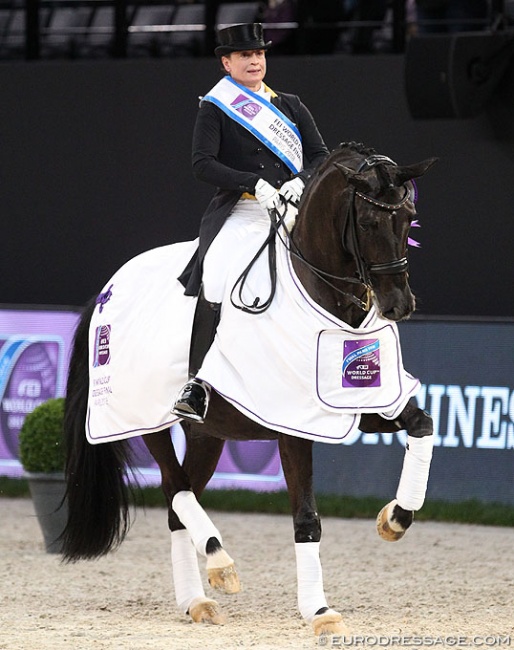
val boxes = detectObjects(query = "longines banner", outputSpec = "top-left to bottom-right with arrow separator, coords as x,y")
1,308 -> 513,502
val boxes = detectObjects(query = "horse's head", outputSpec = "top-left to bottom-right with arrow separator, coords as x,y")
334,151 -> 437,321
294,143 -> 437,324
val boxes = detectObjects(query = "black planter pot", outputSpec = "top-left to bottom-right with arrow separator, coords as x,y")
26,472 -> 67,554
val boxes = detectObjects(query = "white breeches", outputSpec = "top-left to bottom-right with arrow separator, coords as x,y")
202,199 -> 271,303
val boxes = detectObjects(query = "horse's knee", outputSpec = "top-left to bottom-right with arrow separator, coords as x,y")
401,404 -> 433,438
410,410 -> 433,438
294,512 -> 321,543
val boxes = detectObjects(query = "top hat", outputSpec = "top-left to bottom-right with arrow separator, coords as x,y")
214,23 -> 272,57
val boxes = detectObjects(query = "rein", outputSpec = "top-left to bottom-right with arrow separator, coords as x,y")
230,153 -> 411,315
230,200 -> 369,314
229,214 -> 279,314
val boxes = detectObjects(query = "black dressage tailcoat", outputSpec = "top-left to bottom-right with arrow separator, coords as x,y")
178,89 -> 330,295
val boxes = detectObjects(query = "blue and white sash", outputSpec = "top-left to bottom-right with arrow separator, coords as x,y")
203,76 -> 303,175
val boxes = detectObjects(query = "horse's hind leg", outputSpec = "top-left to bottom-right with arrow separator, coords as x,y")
278,435 -> 349,637
360,400 -> 434,541
177,425 -> 240,595
143,429 -> 226,625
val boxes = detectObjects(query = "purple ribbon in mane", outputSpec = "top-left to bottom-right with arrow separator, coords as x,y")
407,180 -> 421,248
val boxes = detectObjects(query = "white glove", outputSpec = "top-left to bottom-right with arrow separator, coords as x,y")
255,178 -> 281,213
279,177 -> 305,207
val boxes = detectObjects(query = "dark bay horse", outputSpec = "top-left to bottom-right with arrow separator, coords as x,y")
61,142 -> 437,636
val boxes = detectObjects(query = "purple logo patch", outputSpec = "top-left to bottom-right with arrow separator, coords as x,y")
93,325 -> 111,367
231,94 -> 262,120
342,338 -> 381,388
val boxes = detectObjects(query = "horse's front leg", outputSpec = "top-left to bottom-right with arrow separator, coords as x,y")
360,399 -> 434,541
143,428 -> 228,625
278,435 -> 348,637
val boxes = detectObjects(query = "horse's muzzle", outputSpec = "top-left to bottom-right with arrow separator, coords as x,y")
376,285 -> 416,322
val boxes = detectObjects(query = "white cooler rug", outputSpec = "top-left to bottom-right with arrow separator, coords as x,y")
86,233 -> 419,445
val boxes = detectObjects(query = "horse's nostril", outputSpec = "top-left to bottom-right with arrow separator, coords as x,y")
381,304 -> 412,322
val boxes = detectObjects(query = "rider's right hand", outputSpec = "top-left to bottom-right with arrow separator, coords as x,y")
255,179 -> 281,214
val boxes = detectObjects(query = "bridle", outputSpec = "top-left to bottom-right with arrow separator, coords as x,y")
291,154 -> 412,312
230,154 -> 413,314
344,154 -> 411,294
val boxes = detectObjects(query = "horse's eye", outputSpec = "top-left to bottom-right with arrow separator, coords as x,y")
359,219 -> 375,232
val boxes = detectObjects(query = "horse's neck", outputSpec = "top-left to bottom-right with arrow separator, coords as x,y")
291,197 -> 368,328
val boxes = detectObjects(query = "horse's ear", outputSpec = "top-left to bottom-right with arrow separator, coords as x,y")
395,157 -> 439,184
334,162 -> 374,193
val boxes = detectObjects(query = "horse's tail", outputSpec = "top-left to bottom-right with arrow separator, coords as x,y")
61,297 -> 133,562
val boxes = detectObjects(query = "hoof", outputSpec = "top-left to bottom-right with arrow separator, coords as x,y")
188,597 -> 226,625
207,563 -> 240,594
376,499 -> 413,542
312,608 -> 349,637
206,548 -> 241,594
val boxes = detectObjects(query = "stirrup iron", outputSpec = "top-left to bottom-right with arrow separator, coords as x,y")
171,379 -> 211,423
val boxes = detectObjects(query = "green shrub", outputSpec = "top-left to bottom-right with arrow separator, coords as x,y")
18,397 -> 65,473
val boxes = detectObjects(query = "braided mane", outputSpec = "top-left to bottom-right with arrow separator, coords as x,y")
312,141 -> 378,179
337,141 -> 377,157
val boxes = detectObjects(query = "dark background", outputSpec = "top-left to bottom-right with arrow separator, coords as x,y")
1,53 -> 513,316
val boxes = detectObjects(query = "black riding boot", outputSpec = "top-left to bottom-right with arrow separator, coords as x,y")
171,290 -> 221,423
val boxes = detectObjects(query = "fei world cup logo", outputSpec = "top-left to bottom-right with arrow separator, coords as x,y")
0,337 -> 62,459
231,94 -> 262,120
342,339 -> 381,388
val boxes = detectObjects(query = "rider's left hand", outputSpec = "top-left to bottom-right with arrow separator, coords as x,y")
279,177 -> 305,207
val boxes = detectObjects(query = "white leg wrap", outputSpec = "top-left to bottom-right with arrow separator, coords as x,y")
294,542 -> 328,623
396,435 -> 434,511
172,490 -> 223,556
171,529 -> 205,614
